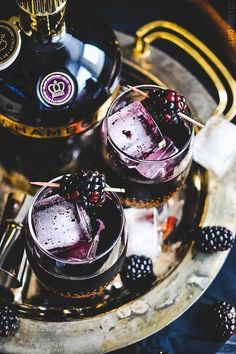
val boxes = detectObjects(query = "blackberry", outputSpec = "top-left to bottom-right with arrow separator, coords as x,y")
143,88 -> 188,125
155,352 -> 169,354
195,226 -> 235,252
149,88 -> 166,100
59,170 -> 106,208
79,170 -> 106,208
159,89 -> 187,125
121,255 -> 155,290
59,173 -> 80,201
142,88 -> 165,119
0,306 -> 19,339
211,300 -> 236,338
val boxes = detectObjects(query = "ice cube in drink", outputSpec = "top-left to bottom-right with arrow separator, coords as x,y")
32,193 -> 104,261
27,174 -> 127,298
108,101 -> 166,161
107,100 -> 179,180
135,136 -> 179,179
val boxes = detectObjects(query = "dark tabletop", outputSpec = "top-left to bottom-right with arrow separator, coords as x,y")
95,1 -> 236,353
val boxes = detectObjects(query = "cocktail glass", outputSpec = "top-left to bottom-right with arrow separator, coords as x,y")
26,176 -> 127,298
101,84 -> 194,208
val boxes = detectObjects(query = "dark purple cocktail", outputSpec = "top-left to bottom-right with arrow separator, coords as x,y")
26,174 -> 127,298
101,85 -> 194,208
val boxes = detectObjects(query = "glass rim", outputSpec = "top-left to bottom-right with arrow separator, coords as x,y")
27,175 -> 125,265
105,84 -> 194,164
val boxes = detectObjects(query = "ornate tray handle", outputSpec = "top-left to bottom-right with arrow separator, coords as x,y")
133,21 -> 236,121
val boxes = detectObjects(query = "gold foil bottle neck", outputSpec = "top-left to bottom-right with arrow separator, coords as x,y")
16,0 -> 67,16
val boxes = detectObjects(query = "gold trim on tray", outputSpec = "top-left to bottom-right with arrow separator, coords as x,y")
133,21 -> 236,121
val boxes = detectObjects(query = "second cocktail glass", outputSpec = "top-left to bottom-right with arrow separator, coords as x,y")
101,85 -> 194,208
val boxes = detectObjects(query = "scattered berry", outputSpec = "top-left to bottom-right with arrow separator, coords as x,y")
121,255 -> 155,290
195,226 -> 235,252
0,306 -> 19,339
211,300 -> 236,338
59,170 -> 106,208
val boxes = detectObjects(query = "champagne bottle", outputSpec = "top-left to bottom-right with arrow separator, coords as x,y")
0,0 -> 121,177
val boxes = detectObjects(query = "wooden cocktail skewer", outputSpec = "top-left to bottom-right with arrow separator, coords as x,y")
126,85 -> 205,128
30,181 -> 125,194
178,112 -> 204,128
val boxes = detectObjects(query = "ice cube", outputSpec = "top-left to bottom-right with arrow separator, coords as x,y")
125,208 -> 162,258
64,242 -> 92,261
108,101 -> 166,161
135,136 -> 179,179
32,194 -> 93,252
66,219 -> 105,261
193,116 -> 236,177
86,219 -> 105,260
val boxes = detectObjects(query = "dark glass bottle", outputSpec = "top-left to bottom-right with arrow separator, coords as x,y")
0,0 -> 121,178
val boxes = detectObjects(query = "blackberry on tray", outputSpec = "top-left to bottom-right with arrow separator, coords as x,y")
0,306 -> 19,339
211,300 -> 236,338
195,226 -> 235,252
121,255 -> 156,290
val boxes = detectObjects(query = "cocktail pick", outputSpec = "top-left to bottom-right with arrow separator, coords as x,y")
30,181 -> 125,194
177,112 -> 204,128
126,85 -> 205,128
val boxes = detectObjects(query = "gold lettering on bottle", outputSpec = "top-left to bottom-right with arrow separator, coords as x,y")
30,129 -> 44,136
0,113 -> 95,139
14,124 -> 27,134
66,126 -> 77,135
0,88 -> 118,139
47,129 -> 61,137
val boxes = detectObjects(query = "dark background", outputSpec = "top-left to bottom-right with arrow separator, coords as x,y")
99,0 -> 236,74
98,0 -> 236,122
95,1 -> 236,353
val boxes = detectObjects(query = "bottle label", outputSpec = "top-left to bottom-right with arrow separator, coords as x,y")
0,113 -> 94,138
38,72 -> 75,106
0,87 -> 119,139
0,19 -> 21,71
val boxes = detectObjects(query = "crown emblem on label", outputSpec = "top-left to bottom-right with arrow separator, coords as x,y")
48,79 -> 65,98
0,34 -> 7,52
